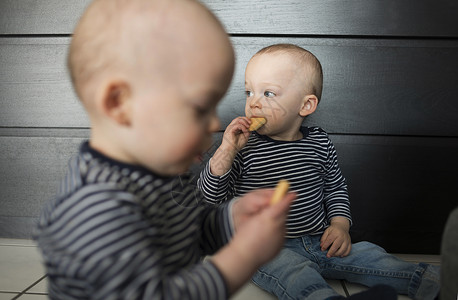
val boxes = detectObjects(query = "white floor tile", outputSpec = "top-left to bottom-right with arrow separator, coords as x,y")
344,282 -> 369,295
326,279 -> 346,296
230,282 -> 276,300
0,293 -> 19,300
27,277 -> 47,294
15,295 -> 48,299
0,244 -> 45,293
230,279 -> 346,299
345,282 -> 412,299
0,239 -> 36,247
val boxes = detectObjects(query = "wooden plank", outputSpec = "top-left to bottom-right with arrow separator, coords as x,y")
205,0 -> 458,37
0,216 -> 38,239
221,37 -> 458,136
2,37 -> 458,136
1,0 -> 458,37
331,134 -> 458,254
0,38 -> 89,128
1,133 -> 456,253
0,0 -> 91,35
0,136 -> 84,218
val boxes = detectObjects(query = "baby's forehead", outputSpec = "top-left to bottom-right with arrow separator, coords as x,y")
251,51 -> 306,74
247,53 -> 306,86
256,50 -> 305,66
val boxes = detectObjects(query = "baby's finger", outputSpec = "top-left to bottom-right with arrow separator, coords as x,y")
238,117 -> 251,128
343,244 -> 352,257
326,240 -> 342,257
269,192 -> 295,219
334,244 -> 347,257
320,233 -> 333,251
336,241 -> 351,257
228,117 -> 250,131
250,188 -> 275,199
320,230 -> 329,246
243,189 -> 275,209
227,123 -> 247,136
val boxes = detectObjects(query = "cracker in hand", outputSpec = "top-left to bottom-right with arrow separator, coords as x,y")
270,180 -> 290,205
249,117 -> 267,131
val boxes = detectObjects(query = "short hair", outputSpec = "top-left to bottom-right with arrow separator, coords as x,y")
254,44 -> 323,101
67,0 -> 125,102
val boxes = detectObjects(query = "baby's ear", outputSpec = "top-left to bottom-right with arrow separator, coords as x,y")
299,95 -> 318,117
101,81 -> 132,126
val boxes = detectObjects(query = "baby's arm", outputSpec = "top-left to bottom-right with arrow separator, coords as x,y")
198,117 -> 250,204
210,117 -> 251,176
320,132 -> 353,257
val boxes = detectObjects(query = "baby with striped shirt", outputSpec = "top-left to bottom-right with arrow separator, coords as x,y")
34,1 -> 296,299
199,44 -> 440,300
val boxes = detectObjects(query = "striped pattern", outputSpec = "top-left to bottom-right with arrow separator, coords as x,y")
34,142 -> 233,300
199,127 -> 352,238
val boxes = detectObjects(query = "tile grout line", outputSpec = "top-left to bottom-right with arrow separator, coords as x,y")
11,274 -> 47,300
341,280 -> 350,297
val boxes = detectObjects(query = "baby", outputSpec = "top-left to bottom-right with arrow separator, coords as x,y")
199,44 -> 440,299
34,1 -> 295,299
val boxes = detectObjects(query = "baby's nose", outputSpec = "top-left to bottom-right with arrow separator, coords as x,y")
249,96 -> 262,109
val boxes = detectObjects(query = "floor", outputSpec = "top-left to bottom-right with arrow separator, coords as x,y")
0,239 -> 440,300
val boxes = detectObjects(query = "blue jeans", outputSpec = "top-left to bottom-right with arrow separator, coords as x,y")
252,235 -> 440,300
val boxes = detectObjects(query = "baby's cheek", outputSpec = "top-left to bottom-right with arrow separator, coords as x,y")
173,130 -> 202,157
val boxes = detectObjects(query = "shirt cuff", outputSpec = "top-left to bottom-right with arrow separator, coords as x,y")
208,157 -> 232,179
218,200 -> 236,243
227,198 -> 239,235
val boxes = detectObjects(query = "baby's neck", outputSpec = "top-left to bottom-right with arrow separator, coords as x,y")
267,130 -> 303,142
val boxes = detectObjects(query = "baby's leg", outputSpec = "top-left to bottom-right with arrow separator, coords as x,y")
252,247 -> 340,300
320,241 -> 439,300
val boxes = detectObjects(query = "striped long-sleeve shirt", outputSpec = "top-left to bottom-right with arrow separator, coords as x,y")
199,127 -> 352,238
34,142 -> 233,300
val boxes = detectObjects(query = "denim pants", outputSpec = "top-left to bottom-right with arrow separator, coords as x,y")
252,235 -> 440,300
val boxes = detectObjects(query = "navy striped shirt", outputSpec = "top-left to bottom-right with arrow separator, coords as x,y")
199,127 -> 352,238
35,142 -> 234,300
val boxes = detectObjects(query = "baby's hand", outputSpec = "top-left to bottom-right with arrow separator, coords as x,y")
211,190 -> 294,294
320,217 -> 352,258
210,117 -> 251,176
231,189 -> 295,267
221,117 -> 251,153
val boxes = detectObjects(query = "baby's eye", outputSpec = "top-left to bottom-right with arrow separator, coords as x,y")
245,90 -> 253,97
264,91 -> 276,98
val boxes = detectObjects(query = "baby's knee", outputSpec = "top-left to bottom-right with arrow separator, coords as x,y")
352,241 -> 387,254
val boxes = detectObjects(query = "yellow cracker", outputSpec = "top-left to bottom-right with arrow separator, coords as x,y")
270,180 -> 290,205
249,117 -> 267,131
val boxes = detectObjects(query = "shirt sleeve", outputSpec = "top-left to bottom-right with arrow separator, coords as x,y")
323,136 -> 353,226
199,199 -> 235,254
197,155 -> 243,204
37,188 -> 231,300
90,245 -> 230,300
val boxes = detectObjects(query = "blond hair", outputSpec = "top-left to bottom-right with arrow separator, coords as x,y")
254,44 -> 323,101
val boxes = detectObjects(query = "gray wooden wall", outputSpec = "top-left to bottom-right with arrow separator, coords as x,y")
1,0 -> 458,254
